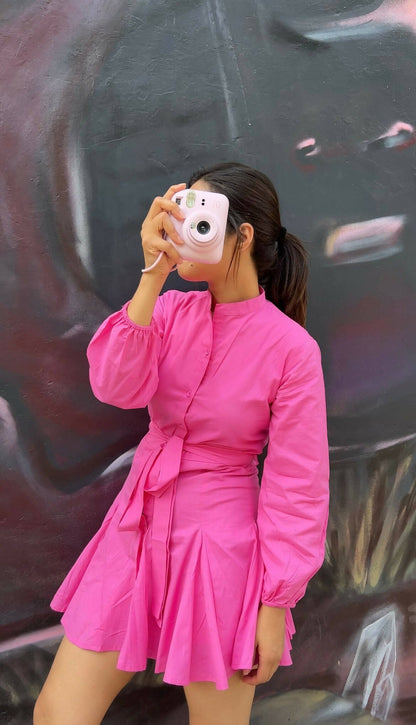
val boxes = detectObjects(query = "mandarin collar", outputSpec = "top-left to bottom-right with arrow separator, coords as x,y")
206,286 -> 266,317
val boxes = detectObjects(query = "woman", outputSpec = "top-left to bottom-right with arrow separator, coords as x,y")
34,162 -> 329,725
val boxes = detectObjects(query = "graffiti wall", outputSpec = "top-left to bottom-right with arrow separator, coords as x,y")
1,0 -> 415,722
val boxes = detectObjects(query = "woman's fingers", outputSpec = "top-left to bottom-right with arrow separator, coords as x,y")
142,210 -> 184,253
147,234 -> 183,261
139,183 -> 187,276
163,182 -> 187,199
144,235 -> 183,270
141,206 -> 185,267
242,643 -> 258,677
146,184 -> 187,223
156,210 -> 185,245
143,210 -> 186,267
241,653 -> 280,686
242,604 -> 285,686
147,196 -> 185,222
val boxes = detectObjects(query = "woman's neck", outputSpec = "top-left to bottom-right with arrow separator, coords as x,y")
208,264 -> 260,309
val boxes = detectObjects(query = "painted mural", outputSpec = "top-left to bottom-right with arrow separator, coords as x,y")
1,0 -> 415,723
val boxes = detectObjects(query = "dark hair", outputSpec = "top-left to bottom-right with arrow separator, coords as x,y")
187,162 -> 309,327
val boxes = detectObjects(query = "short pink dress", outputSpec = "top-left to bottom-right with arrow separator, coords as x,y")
51,286 -> 329,690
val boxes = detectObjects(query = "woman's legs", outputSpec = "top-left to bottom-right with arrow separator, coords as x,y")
33,635 -> 135,725
183,670 -> 256,725
34,637 -> 255,725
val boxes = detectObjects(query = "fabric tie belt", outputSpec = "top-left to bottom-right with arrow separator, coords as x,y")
116,422 -> 256,625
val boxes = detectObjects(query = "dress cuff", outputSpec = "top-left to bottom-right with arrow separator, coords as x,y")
261,594 -> 296,609
121,301 -> 158,332
261,581 -> 307,609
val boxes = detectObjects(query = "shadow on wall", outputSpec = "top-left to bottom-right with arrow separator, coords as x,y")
1,0 -> 415,723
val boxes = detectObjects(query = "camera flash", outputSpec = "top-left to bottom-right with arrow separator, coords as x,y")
186,190 -> 196,208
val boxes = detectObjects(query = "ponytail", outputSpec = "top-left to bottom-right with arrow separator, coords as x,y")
258,229 -> 309,327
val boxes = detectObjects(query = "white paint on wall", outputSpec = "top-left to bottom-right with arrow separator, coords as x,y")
343,607 -> 399,721
66,132 -> 93,276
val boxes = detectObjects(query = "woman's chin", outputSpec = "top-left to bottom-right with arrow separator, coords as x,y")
177,261 -> 206,281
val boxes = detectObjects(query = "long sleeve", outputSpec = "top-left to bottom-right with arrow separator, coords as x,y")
86,296 -> 165,409
258,336 -> 330,609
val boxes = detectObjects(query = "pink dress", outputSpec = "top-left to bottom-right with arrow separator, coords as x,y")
50,286 -> 329,690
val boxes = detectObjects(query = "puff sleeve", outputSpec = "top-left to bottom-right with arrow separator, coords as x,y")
86,296 -> 165,409
258,336 -> 330,609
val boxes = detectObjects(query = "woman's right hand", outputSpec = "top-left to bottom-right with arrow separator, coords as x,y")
140,183 -> 187,278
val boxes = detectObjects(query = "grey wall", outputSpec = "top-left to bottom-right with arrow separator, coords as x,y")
1,1 -> 415,723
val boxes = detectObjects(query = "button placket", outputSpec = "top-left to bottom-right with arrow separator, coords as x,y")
183,318 -> 213,408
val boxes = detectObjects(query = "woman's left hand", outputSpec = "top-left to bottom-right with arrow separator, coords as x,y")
241,604 -> 286,686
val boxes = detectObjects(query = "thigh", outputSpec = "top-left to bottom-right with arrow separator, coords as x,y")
184,670 -> 255,725
34,635 -> 135,725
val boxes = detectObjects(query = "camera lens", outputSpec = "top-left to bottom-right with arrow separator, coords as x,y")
197,221 -> 211,235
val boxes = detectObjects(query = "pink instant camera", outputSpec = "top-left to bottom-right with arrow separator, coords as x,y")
166,188 -> 229,264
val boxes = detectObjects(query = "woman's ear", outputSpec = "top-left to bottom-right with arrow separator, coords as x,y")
238,222 -> 255,252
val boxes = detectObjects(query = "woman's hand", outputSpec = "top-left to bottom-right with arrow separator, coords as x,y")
241,604 -> 286,686
141,183 -> 187,278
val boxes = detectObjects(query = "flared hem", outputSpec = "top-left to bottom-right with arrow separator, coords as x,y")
52,617 -> 293,691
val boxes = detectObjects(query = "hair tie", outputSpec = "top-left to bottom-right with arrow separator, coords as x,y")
274,226 -> 287,254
